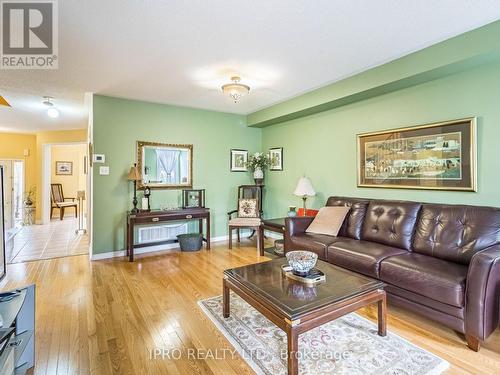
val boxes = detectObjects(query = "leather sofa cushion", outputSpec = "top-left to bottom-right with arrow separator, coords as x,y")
327,238 -> 406,278
413,204 -> 500,264
326,197 -> 370,240
380,253 -> 468,307
362,200 -> 422,250
385,285 -> 464,319
289,233 -> 338,260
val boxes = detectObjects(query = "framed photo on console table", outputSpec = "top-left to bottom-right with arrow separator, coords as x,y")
357,117 -> 477,191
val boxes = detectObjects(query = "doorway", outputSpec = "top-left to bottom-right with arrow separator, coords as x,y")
6,143 -> 90,264
0,159 -> 24,241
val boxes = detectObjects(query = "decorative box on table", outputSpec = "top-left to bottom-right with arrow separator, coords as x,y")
182,189 -> 205,208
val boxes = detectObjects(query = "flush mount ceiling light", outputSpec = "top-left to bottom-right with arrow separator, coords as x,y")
221,76 -> 250,103
42,96 -> 60,118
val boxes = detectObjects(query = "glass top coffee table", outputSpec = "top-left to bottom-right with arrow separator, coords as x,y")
223,258 -> 386,375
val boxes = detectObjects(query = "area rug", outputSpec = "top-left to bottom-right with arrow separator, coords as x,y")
199,293 -> 449,375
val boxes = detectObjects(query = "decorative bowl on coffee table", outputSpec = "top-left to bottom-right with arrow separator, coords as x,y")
285,250 -> 318,276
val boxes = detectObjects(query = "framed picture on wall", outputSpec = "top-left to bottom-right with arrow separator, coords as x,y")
56,161 -> 73,175
357,117 -> 477,191
269,147 -> 283,171
230,149 -> 248,172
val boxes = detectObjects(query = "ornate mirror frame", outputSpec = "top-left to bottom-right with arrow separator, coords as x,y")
137,141 -> 193,190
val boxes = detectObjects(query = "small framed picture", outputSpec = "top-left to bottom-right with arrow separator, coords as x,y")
269,147 -> 283,171
56,161 -> 73,175
230,149 -> 248,172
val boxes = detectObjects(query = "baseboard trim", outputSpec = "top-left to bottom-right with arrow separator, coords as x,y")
91,234 -> 231,261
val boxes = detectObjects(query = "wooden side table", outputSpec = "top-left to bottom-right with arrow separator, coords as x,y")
261,217 -> 287,256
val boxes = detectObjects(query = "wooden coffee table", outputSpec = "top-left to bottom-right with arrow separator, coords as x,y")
223,258 -> 386,375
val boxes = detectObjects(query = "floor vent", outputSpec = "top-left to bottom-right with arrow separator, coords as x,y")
137,223 -> 188,244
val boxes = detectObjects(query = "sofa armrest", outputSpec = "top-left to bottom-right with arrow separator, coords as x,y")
285,216 -> 314,237
465,244 -> 500,341
284,216 -> 314,252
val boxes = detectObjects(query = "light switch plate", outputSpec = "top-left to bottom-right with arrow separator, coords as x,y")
99,166 -> 110,175
93,154 -> 105,163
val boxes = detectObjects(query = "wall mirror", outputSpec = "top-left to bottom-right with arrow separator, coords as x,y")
137,141 -> 193,189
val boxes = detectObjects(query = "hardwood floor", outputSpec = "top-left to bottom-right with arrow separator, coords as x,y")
0,240 -> 499,374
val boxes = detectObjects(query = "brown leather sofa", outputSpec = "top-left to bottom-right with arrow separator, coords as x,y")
285,196 -> 500,351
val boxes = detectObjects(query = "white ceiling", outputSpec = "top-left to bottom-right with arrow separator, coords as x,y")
1,0 -> 500,132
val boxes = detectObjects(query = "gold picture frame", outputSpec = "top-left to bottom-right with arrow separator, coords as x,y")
357,117 -> 477,191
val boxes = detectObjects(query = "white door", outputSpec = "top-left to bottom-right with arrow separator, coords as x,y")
12,161 -> 24,226
0,161 -> 13,230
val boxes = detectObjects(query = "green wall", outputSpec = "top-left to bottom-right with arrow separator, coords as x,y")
261,61 -> 500,218
92,95 -> 260,254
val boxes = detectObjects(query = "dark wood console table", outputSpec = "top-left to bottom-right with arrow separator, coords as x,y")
126,208 -> 210,262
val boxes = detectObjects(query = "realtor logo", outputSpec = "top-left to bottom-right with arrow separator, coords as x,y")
1,0 -> 58,69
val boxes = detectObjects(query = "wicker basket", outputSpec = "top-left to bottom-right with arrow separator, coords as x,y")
177,233 -> 202,251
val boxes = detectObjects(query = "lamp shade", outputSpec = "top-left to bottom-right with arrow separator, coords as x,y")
294,176 -> 315,197
127,163 -> 141,181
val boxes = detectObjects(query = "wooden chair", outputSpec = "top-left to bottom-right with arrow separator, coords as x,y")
228,197 -> 263,255
227,185 -> 263,242
51,183 -> 77,220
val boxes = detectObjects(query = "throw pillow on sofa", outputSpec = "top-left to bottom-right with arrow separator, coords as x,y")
306,206 -> 350,236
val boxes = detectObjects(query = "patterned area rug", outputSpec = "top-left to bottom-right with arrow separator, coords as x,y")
199,293 -> 449,375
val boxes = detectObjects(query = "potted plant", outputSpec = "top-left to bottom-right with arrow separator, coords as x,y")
24,185 -> 36,207
246,152 -> 270,185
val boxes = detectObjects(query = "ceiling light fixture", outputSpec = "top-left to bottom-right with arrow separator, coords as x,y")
42,96 -> 60,118
221,76 -> 250,103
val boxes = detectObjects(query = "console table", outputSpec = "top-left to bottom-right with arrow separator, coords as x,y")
126,208 -> 210,262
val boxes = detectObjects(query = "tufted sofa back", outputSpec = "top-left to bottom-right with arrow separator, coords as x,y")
361,200 -> 422,250
412,204 -> 500,264
326,197 -> 370,240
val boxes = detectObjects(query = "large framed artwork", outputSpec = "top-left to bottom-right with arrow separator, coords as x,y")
230,149 -> 248,172
357,117 -> 477,191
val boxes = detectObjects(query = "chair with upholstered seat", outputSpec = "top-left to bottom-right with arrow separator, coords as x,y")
51,183 -> 77,220
228,198 -> 263,255
227,185 -> 263,242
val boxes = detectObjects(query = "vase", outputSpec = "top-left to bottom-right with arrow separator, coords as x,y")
253,167 -> 264,185
287,206 -> 297,217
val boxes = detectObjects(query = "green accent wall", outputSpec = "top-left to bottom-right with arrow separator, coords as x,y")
261,61 -> 500,218
249,20 -> 500,127
92,95 -> 260,254
92,22 -> 500,254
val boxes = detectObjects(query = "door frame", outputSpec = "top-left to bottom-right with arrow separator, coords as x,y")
41,142 -> 88,225
0,159 -> 24,230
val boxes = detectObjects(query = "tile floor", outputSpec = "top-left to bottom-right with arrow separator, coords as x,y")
6,217 -> 89,264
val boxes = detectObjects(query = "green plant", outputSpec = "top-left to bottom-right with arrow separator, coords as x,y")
246,152 -> 271,171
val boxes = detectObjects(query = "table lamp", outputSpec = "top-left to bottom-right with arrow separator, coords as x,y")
293,176 -> 316,216
127,163 -> 141,213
